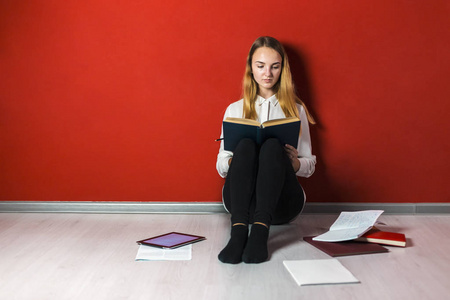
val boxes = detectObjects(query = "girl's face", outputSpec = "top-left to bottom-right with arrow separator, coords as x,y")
251,47 -> 282,98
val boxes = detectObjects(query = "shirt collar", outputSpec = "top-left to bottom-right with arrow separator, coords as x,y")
257,94 -> 279,107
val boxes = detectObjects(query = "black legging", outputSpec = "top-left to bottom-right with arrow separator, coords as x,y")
223,138 -> 305,226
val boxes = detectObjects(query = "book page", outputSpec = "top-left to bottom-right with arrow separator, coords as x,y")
224,117 -> 261,126
329,210 -> 384,230
313,210 -> 383,242
311,227 -> 373,242
262,117 -> 300,127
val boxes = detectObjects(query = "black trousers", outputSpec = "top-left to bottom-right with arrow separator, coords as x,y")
223,138 -> 305,226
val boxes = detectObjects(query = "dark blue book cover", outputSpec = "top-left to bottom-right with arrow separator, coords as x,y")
223,117 -> 300,152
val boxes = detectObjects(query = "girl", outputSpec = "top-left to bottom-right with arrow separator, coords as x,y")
216,36 -> 316,264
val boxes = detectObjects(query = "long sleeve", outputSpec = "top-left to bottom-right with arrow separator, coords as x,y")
295,104 -> 316,178
216,104 -> 236,178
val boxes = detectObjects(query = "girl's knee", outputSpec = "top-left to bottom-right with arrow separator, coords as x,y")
259,138 -> 283,160
235,138 -> 257,154
233,138 -> 258,165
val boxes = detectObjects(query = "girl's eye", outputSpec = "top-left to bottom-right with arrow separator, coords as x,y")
257,65 -> 264,69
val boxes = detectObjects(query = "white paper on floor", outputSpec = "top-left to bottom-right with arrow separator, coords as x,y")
283,259 -> 360,286
135,244 -> 192,261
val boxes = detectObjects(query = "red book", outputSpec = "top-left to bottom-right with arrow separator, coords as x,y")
355,228 -> 406,247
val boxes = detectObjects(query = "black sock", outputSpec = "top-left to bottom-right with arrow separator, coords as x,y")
242,224 -> 269,264
218,225 -> 248,264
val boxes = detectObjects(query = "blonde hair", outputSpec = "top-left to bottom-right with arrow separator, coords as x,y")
242,36 -> 315,124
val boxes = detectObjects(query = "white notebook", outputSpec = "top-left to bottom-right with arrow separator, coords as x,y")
283,259 -> 360,286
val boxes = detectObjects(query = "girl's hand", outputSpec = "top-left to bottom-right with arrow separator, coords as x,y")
284,144 -> 300,172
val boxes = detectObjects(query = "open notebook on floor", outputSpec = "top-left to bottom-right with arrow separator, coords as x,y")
135,244 -> 192,261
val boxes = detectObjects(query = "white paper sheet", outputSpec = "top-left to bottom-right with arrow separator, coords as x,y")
283,259 -> 360,286
135,244 -> 192,261
313,210 -> 384,242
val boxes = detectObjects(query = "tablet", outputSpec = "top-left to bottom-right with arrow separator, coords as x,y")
136,232 -> 206,249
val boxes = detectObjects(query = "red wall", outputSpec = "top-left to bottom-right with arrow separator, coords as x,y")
1,1 -> 449,203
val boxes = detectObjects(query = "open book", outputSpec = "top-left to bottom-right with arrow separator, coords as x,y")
222,117 -> 300,152
313,210 -> 384,242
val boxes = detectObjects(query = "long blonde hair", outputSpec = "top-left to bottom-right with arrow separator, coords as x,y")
242,36 -> 315,124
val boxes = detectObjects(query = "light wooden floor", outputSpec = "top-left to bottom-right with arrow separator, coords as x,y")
0,213 -> 449,300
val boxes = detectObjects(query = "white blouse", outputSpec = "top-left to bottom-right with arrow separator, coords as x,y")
216,95 -> 316,178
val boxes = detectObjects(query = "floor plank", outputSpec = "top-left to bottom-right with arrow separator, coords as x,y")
0,213 -> 449,300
